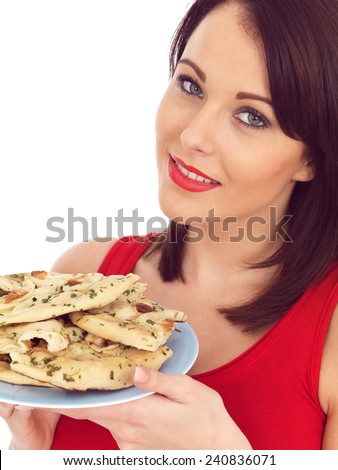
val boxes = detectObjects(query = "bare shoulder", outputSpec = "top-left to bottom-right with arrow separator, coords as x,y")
51,238 -> 118,274
319,302 -> 338,449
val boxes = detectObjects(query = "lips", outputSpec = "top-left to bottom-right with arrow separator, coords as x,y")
168,155 -> 221,193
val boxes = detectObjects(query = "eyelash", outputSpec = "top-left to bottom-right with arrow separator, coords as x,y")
176,73 -> 203,99
234,107 -> 270,131
176,73 -> 270,130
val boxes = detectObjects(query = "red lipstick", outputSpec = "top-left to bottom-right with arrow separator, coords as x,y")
168,155 -> 220,193
173,156 -> 218,181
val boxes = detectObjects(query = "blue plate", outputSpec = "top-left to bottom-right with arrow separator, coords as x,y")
0,322 -> 198,408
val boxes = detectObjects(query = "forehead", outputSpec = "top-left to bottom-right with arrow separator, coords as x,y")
182,4 -> 269,96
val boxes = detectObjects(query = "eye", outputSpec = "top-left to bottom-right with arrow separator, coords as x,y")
234,107 -> 270,130
176,74 -> 203,99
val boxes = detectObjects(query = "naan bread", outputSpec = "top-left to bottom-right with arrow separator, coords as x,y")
9,341 -> 172,391
70,308 -> 185,352
0,270 -> 186,391
0,319 -> 69,354
69,284 -> 186,352
0,358 -> 54,387
0,271 -> 139,325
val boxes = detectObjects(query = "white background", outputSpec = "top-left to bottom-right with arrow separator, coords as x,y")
0,0 -> 190,450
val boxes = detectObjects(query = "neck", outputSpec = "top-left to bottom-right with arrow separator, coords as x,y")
182,222 -> 282,283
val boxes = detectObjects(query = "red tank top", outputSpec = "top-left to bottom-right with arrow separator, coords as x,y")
52,236 -> 338,450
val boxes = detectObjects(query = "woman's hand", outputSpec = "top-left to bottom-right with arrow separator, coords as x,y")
51,367 -> 252,450
0,403 -> 60,450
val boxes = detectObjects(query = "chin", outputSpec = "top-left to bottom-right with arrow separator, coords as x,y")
158,194 -> 207,226
158,175 -> 227,224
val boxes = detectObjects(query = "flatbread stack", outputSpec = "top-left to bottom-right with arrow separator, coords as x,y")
0,271 -> 186,391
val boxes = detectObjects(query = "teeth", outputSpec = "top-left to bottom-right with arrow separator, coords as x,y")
175,162 -> 218,184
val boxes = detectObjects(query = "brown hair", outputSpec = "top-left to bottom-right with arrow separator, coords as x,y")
149,0 -> 338,332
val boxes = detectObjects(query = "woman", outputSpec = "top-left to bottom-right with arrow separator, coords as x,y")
1,0 -> 337,449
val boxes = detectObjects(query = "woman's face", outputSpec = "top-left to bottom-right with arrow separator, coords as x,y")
155,4 -> 313,227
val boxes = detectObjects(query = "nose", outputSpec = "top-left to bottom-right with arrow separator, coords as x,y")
180,105 -> 218,156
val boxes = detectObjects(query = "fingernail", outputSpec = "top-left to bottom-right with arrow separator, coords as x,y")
133,366 -> 148,384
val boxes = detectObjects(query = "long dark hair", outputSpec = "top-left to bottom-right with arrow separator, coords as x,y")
149,0 -> 338,332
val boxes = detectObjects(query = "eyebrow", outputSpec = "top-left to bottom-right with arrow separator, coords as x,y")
236,91 -> 273,106
178,58 -> 273,106
177,58 -> 206,82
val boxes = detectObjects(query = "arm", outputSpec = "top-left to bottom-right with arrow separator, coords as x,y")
319,303 -> 338,449
47,366 -> 252,450
51,238 -> 117,274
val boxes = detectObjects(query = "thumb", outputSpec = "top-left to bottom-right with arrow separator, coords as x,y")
132,366 -> 196,403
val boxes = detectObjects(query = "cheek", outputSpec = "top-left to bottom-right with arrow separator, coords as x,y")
227,139 -> 305,185
155,95 -> 172,179
155,87 -> 191,149
155,92 -> 173,143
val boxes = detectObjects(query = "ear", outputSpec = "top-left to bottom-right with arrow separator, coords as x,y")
292,155 -> 315,182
